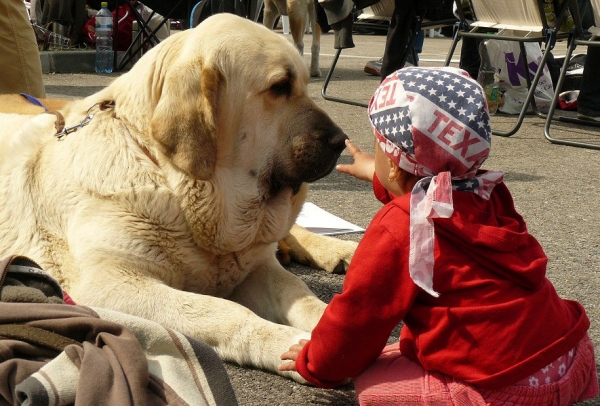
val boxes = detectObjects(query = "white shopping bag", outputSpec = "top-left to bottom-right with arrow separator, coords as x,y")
486,35 -> 555,114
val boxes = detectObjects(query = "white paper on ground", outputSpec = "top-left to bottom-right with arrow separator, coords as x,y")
296,202 -> 365,236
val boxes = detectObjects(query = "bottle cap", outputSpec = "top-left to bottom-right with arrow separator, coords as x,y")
101,2 -> 108,6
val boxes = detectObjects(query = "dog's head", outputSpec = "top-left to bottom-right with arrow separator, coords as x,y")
112,14 -> 347,195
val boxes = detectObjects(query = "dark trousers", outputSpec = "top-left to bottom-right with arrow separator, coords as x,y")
380,0 -> 420,79
578,46 -> 600,116
576,0 -> 599,115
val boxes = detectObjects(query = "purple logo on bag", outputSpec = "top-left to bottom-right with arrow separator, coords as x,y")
504,52 -> 548,87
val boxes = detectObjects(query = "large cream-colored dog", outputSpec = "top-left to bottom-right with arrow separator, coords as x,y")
0,14 -> 357,382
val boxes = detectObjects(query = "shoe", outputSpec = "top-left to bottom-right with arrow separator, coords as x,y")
577,113 -> 600,122
364,58 -> 382,76
567,54 -> 586,74
363,58 -> 414,77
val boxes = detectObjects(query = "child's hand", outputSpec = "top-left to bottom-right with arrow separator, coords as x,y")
336,139 -> 375,183
278,339 -> 309,372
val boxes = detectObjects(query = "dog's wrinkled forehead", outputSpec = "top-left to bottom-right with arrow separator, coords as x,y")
184,14 -> 308,81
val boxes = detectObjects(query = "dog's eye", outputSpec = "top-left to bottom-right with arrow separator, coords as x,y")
269,81 -> 291,97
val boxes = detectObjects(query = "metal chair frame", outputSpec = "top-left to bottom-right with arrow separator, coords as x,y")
321,8 -> 458,108
114,0 -> 192,72
543,1 -> 600,149
443,0 -> 577,137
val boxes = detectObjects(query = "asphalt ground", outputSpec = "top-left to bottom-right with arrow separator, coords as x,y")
42,27 -> 599,405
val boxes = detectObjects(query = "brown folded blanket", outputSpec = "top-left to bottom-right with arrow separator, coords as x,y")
0,255 -> 238,406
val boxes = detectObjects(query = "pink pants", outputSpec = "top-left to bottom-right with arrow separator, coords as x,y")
354,335 -> 598,406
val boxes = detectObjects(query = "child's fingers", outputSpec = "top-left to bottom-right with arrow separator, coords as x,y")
278,360 -> 297,372
335,163 -> 352,175
344,139 -> 361,156
280,349 -> 297,360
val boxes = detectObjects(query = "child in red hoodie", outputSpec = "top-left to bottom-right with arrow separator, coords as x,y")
279,67 -> 598,405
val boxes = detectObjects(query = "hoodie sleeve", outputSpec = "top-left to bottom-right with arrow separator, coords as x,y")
294,203 -> 420,388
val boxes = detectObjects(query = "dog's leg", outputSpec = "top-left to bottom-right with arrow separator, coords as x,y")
287,4 -> 306,56
70,267 -> 313,383
227,256 -> 326,332
284,224 -> 358,273
262,0 -> 280,31
307,2 -> 321,77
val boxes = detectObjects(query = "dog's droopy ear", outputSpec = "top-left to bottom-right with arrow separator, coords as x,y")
151,64 -> 222,180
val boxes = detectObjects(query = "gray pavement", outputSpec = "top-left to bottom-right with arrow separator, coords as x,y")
43,28 -> 599,405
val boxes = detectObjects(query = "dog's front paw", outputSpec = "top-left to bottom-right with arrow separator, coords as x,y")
285,225 -> 359,274
312,238 -> 357,274
310,68 -> 322,78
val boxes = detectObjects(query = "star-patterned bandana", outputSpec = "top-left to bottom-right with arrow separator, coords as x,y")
368,66 -> 504,297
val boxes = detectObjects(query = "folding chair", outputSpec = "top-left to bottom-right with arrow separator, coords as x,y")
115,0 -> 194,71
444,0 -> 575,137
321,1 -> 458,108
543,0 -> 600,149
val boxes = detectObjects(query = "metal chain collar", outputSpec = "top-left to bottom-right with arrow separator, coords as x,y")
54,100 -> 115,140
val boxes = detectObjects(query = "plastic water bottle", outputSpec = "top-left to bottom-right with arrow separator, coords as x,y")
477,40 -> 500,115
95,2 -> 113,73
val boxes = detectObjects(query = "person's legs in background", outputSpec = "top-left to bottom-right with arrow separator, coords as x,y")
0,0 -> 46,98
574,0 -> 599,121
459,37 -> 480,80
577,46 -> 600,121
364,28 -> 423,77
407,29 -> 424,64
380,0 -> 419,79
364,0 -> 420,78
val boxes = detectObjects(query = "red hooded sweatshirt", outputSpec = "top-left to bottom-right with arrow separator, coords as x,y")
295,176 -> 589,390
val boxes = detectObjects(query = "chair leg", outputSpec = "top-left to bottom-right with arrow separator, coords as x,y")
443,28 -> 461,67
321,17 -> 419,107
321,48 -> 369,108
491,38 -> 557,137
115,0 -> 184,71
544,41 -> 600,149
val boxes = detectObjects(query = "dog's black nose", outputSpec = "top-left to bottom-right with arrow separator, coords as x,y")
327,129 -> 349,155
